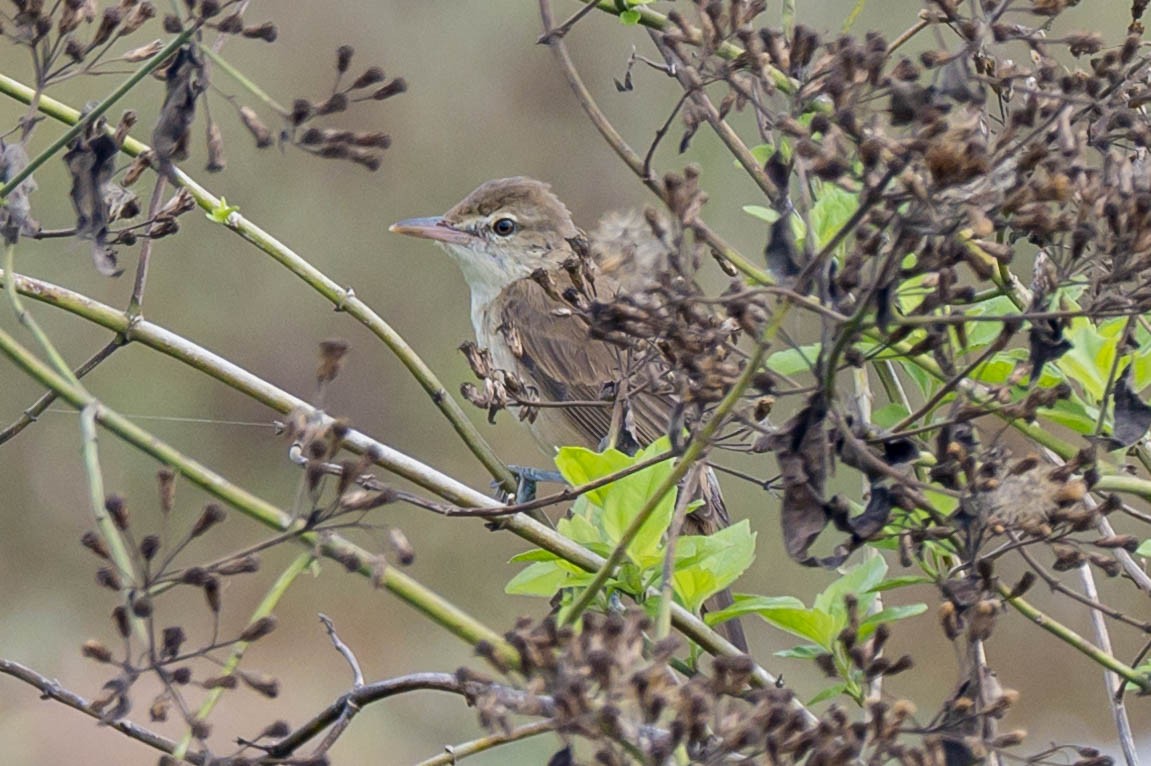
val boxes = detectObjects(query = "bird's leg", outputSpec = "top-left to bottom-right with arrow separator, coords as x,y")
506,464 -> 566,504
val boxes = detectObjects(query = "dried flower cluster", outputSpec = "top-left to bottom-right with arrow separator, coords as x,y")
0,1 -> 403,277
79,471 -> 279,748
463,609 -> 1054,766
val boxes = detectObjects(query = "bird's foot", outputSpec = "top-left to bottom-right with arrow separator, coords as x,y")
505,464 -> 566,504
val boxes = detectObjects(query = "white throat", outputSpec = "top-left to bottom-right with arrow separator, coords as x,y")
440,241 -> 531,342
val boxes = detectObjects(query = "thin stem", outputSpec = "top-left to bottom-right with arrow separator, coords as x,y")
0,659 -> 204,764
563,311 -> 778,625
1078,562 -> 1139,766
173,551 -> 315,761
997,583 -> 1151,693
0,321 -> 520,668
0,27 -> 196,200
199,45 -> 289,114
127,175 -> 170,316
414,721 -> 556,766
0,336 -> 123,445
0,71 -> 519,497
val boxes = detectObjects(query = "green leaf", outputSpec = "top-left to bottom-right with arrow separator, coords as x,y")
1058,318 -> 1114,402
809,186 -> 859,252
765,344 -> 821,377
871,403 -> 910,429
963,296 -> 1020,350
742,205 -> 781,224
508,549 -> 560,563
808,682 -> 849,705
774,644 -> 825,659
206,197 -> 239,223
868,575 -> 933,592
812,554 -> 888,617
506,562 -> 577,596
619,9 -> 641,24
858,603 -> 928,638
1136,539 -> 1151,557
707,594 -> 805,626
554,446 -> 633,507
757,607 -> 838,649
675,521 -> 756,612
749,143 -> 775,165
554,439 -> 679,564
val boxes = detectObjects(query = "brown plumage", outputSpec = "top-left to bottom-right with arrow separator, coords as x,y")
391,177 -> 744,648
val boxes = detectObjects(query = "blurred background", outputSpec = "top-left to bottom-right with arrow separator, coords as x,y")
0,1 -> 1148,763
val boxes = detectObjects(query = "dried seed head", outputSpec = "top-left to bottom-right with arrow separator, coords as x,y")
215,554 -> 260,575
241,21 -> 277,42
214,12 -> 242,34
203,576 -> 221,613
259,720 -> 291,738
156,466 -> 176,513
205,119 -> 225,173
239,615 -> 278,642
189,717 -> 211,740
201,674 -> 237,690
139,534 -> 160,561
239,105 -> 273,148
81,640 -> 113,662
388,527 -> 415,565
351,67 -> 385,90
336,44 -> 354,73
317,338 -> 350,384
81,530 -> 110,560
105,494 -> 129,530
131,594 -> 153,617
240,671 -> 280,698
96,567 -> 122,591
162,626 -> 185,658
190,503 -> 226,538
370,78 -> 407,101
112,605 -> 130,638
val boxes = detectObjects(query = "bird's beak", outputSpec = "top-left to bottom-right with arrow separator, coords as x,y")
388,216 -> 474,246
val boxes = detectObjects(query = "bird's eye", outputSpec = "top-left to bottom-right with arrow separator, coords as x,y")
492,218 -> 518,237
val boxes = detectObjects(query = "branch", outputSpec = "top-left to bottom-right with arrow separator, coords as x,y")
0,71 -> 519,498
0,320 -> 521,668
0,658 -> 206,764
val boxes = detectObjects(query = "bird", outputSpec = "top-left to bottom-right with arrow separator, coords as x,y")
390,177 -> 747,651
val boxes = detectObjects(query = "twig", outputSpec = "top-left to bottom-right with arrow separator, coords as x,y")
0,320 -> 521,667
126,175 -> 170,316
1077,562 -> 1139,766
0,658 -> 206,764
0,69 -> 520,498
997,582 -> 1151,693
264,672 -> 555,759
319,613 -> 364,688
0,336 -> 123,445
415,720 -> 556,766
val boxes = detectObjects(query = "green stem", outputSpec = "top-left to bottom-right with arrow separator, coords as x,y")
0,72 -> 518,496
4,244 -> 145,644
563,310 -> 779,625
4,243 -> 78,382
415,720 -> 555,766
0,322 -> 519,667
0,27 -> 196,200
588,1 -> 789,89
199,45 -> 289,114
173,551 -> 315,760
998,583 -> 1151,693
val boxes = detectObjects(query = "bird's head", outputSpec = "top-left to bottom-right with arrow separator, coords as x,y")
390,177 -> 580,305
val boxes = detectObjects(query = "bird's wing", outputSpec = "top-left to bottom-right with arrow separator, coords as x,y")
497,276 -> 672,449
